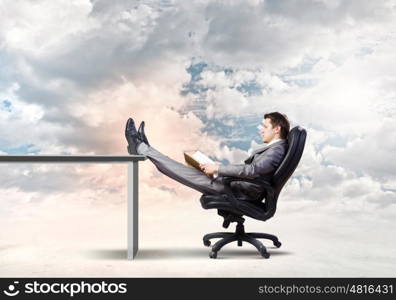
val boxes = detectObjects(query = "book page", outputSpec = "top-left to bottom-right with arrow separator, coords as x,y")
191,151 -> 214,164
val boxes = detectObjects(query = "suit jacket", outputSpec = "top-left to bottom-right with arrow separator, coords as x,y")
218,139 -> 287,202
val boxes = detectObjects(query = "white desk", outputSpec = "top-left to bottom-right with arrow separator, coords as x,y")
0,155 -> 147,260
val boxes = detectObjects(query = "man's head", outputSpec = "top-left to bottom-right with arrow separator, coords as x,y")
260,112 -> 290,143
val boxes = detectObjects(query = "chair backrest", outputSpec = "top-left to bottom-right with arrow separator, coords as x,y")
272,126 -> 307,196
204,126 -> 307,222
230,126 -> 307,221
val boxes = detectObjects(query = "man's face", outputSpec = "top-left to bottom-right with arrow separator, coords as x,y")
260,118 -> 279,143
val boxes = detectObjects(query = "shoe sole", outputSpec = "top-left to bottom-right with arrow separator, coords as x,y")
127,145 -> 138,155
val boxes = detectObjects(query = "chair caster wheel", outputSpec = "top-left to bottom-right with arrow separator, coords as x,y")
203,240 -> 211,247
209,251 -> 217,259
274,241 -> 282,248
260,248 -> 270,259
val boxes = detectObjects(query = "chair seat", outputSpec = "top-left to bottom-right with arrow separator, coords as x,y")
200,194 -> 267,216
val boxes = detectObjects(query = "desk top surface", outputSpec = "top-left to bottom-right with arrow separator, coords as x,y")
0,155 -> 147,163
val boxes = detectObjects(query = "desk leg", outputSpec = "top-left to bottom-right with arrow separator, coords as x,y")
127,161 -> 138,260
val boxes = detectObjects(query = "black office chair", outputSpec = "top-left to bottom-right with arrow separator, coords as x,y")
200,126 -> 307,258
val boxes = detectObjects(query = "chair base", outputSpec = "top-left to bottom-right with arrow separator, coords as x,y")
203,222 -> 282,259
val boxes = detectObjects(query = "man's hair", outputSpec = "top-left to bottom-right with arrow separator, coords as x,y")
264,112 -> 290,139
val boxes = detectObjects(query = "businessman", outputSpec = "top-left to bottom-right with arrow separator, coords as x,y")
125,112 -> 289,202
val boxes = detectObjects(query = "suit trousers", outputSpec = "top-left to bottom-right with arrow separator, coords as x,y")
137,142 -> 227,196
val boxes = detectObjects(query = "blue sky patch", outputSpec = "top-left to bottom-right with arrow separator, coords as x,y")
1,99 -> 12,112
180,61 -> 267,151
181,62 -> 209,95
2,144 -> 40,155
236,81 -> 263,96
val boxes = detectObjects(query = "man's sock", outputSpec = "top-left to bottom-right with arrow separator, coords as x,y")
136,142 -> 149,155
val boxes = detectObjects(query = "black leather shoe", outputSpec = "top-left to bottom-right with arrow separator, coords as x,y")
125,118 -> 143,154
138,121 -> 150,146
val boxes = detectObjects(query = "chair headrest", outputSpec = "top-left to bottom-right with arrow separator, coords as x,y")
273,126 -> 307,191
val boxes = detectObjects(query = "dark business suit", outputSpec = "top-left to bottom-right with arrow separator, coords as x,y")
136,139 -> 287,200
218,139 -> 287,201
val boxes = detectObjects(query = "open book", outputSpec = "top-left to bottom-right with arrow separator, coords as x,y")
184,150 -> 214,169
184,150 -> 219,178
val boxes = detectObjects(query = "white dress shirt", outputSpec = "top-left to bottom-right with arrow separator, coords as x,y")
266,138 -> 284,146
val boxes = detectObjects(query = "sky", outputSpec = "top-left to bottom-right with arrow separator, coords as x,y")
1,0 -> 396,271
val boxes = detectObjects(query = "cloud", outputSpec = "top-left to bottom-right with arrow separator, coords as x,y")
322,117 -> 396,183
0,0 -> 395,230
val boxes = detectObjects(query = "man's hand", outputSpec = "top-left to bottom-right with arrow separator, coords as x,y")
199,162 -> 221,177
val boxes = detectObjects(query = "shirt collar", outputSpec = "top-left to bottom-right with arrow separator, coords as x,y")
267,138 -> 284,146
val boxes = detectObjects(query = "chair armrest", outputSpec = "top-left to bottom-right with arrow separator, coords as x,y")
219,176 -> 277,220
220,176 -> 274,194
